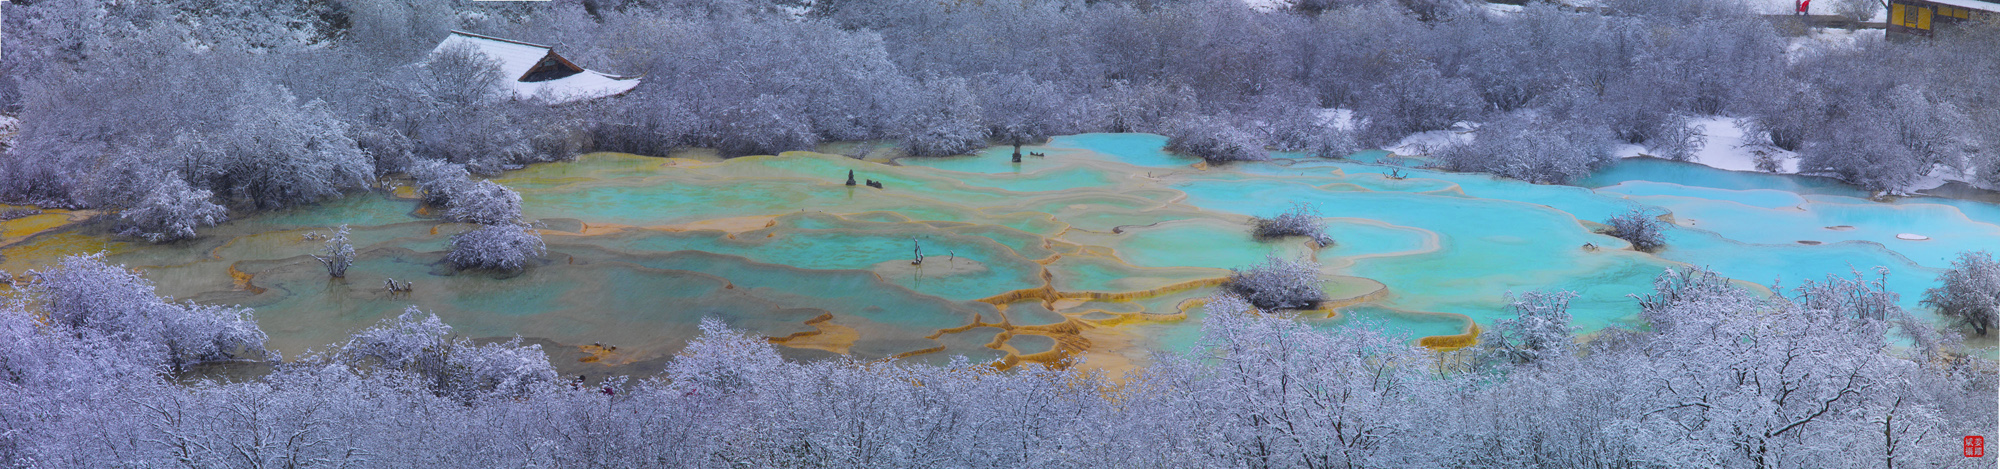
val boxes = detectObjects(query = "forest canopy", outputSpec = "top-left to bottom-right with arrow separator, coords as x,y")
4,0 -> 1998,223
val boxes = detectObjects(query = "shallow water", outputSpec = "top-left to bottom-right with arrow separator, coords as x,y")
7,137 -> 1996,372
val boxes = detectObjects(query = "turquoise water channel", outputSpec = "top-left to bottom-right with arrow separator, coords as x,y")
9,135 -> 1995,370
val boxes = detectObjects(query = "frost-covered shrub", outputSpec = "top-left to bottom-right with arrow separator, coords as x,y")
1090,80 -> 1197,134
1638,114 -> 1704,162
341,306 -> 453,372
1632,267 -> 1750,332
1166,116 -> 1269,164
1267,109 -> 1359,159
714,94 -> 821,157
1922,251 -> 2000,335
1435,113 -> 1613,184
1250,202 -> 1332,246
341,306 -> 557,401
1604,0 -> 1751,21
1601,209 -> 1665,251
1224,255 -> 1326,310
898,77 -> 988,158
977,72 -> 1074,156
116,177 -> 228,243
1832,0 -> 1878,23
409,159 -> 473,207
219,89 -> 375,209
26,253 -> 266,371
1356,60 -> 1484,147
1479,290 -> 1577,366
379,44 -> 540,170
313,225 -> 355,278
1742,87 -> 1825,152
1799,86 -> 1969,193
447,224 -> 546,272
1600,95 -> 1704,162
443,180 -> 523,225
1301,126 -> 1358,159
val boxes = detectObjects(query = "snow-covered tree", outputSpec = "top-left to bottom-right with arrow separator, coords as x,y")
340,306 -> 557,402
117,176 -> 228,243
26,253 -> 266,371
1224,255 -> 1326,310
313,225 -> 356,278
1435,112 -> 1614,184
1800,85 -> 1971,193
444,180 -> 525,225
1602,209 -> 1666,251
1250,201 -> 1332,246
363,43 -> 543,174
410,159 -> 474,207
1355,59 -> 1483,146
1478,290 -> 1577,366
897,76 -> 987,158
977,72 -> 1075,161
1165,115 -> 1269,164
447,224 -> 547,272
1173,293 -> 1444,467
1922,250 -> 2000,335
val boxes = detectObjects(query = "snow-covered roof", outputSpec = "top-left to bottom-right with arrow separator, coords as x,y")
427,30 -> 641,104
515,70 -> 642,104
1926,0 -> 2000,13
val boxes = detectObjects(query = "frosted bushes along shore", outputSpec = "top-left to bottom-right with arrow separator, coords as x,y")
1250,201 -> 1333,247
0,256 -> 1987,467
1225,255 -> 1328,311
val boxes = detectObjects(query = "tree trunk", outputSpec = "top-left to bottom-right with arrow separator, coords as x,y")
1012,142 -> 1023,163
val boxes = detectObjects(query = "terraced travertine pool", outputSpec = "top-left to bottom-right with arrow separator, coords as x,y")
5,134 -> 1996,372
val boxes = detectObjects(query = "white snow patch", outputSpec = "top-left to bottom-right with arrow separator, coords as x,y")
1481,2 -> 1525,15
1315,108 -> 1356,132
1243,0 -> 1289,13
1617,117 -> 1799,174
1896,233 -> 1931,241
1786,27 -> 1883,59
1387,123 -> 1476,156
1612,116 -> 1992,194
0,114 -> 17,150
1748,0 -> 1887,19
1908,164 -> 1984,192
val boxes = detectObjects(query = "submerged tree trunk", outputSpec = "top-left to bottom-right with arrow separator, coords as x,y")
1012,141 -> 1023,163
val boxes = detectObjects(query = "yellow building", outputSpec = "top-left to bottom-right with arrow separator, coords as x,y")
1887,0 -> 1998,37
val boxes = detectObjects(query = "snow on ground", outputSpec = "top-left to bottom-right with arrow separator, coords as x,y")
1629,0 -> 1889,19
1387,123 -> 1476,156
1909,164 -> 1982,192
0,114 -> 17,150
1243,0 -> 1288,13
1615,117 -> 1800,174
1315,108 -> 1356,132
1481,2 -> 1525,15
1612,117 -> 1989,195
1786,27 -> 1883,58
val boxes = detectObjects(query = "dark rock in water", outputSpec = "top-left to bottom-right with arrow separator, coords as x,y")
845,170 -> 857,186
866,179 -> 884,189
1797,240 -> 1822,245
